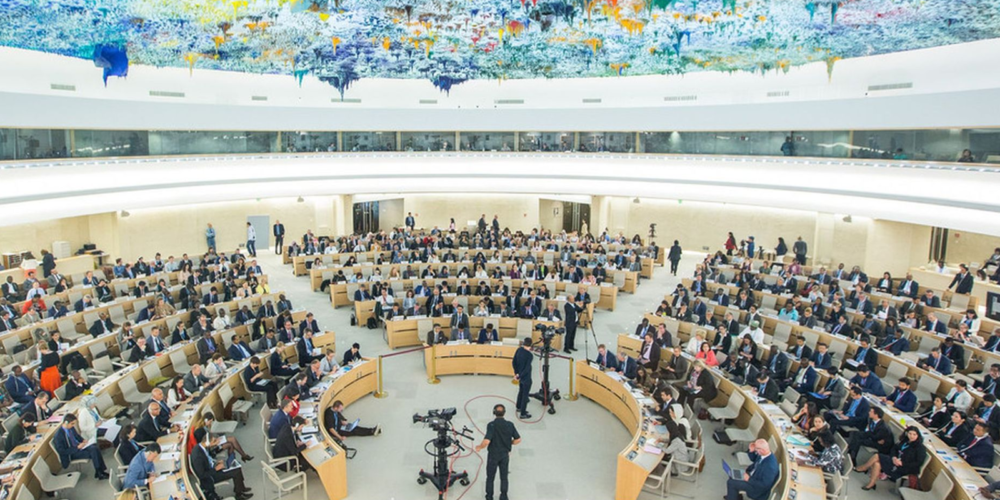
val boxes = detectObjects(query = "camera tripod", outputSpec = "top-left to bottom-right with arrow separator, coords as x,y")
417,425 -> 471,500
529,335 -> 561,414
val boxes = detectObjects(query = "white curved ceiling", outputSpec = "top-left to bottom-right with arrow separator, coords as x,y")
2,153 -> 998,237
1,39 -> 999,131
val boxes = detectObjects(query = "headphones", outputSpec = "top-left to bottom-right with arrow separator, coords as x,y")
494,404 -> 506,417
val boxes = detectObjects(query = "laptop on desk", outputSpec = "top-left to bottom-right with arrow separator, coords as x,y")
722,459 -> 745,480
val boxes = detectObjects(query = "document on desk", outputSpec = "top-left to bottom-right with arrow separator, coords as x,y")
160,451 -> 181,462
152,474 -> 171,484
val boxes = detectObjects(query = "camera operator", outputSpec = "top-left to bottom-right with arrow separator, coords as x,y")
475,404 -> 521,500
512,337 -> 534,419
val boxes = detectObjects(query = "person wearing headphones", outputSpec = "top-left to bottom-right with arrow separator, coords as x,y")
475,404 -> 522,500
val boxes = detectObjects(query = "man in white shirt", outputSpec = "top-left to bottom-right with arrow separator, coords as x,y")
741,321 -> 765,344
246,222 -> 257,257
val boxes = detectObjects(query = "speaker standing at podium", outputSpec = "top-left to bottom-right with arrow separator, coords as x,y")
475,404 -> 521,500
512,338 -> 534,419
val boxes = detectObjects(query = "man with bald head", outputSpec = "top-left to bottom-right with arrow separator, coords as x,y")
726,439 -> 779,500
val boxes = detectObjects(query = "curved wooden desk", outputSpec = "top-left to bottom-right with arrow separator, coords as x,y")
311,359 -> 379,500
574,361 -> 663,500
385,316 -> 563,350
424,343 -> 517,379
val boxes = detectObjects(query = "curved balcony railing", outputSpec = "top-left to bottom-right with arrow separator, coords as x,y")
0,127 -> 997,168
1,150 -> 998,175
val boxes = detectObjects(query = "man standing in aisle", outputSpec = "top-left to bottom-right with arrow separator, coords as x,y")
512,338 -> 534,419
563,295 -> 582,354
206,223 -> 216,251
405,212 -> 416,232
793,237 -> 808,265
668,240 -> 682,276
246,222 -> 257,257
475,404 -> 521,500
272,220 -> 285,254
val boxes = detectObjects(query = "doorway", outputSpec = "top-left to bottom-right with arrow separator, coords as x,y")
354,201 -> 380,233
562,202 -> 591,234
247,215 -> 270,252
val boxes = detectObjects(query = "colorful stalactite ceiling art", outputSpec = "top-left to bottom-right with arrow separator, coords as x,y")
1,0 -> 998,95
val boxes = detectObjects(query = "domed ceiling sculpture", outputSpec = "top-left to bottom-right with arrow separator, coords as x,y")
1,0 -> 997,95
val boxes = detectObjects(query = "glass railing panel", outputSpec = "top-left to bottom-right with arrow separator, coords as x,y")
282,131 -> 338,153
342,132 -> 396,152
400,132 -> 455,152
518,132 -> 574,152
459,132 -> 515,152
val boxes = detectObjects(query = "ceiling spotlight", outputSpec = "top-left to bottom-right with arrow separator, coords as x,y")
297,196 -> 305,203
632,197 -> 640,204
120,210 -> 130,218
842,215 -> 852,223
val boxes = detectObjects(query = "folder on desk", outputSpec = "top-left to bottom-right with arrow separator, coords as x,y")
807,392 -> 829,399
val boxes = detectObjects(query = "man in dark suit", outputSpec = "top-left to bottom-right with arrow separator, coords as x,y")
918,347 -> 953,375
924,312 -> 948,334
297,331 -> 324,365
942,337 -> 966,371
5,366 -> 37,405
562,296 -> 582,353
22,392 -> 51,421
949,264 -> 975,295
136,402 -> 170,442
450,305 -> 470,331
273,416 -> 308,471
846,407 -> 894,463
197,331 -> 219,364
849,337 -> 879,370
661,346 -> 688,382
477,324 -> 500,344
54,414 -> 109,480
957,423 -> 994,469
896,274 -> 919,298
882,377 -> 917,413
183,364 -> 212,394
273,220 -> 285,253
786,336 -> 812,361
920,290 -> 942,308
539,303 -> 561,323
257,330 -> 278,351
637,333 -> 660,370
879,329 -> 910,356
227,334 -> 255,361
594,344 -> 618,371
849,365 -> 885,397
974,395 -> 1000,440
826,387 -> 869,432
127,338 -> 153,363
786,361 -> 818,394
764,346 -> 789,380
512,338 -> 534,419
405,212 -> 415,231
268,399 -> 294,440
977,364 -> 1000,397
616,351 -> 638,380
191,427 -> 252,500
811,343 -> 833,370
0,310 -> 17,332
478,214 -> 487,233
725,439 -> 779,500
298,313 -> 320,336
754,372 -> 780,403
86,312 -> 115,338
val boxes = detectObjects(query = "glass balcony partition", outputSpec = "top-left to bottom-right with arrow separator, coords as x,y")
0,127 -> 998,164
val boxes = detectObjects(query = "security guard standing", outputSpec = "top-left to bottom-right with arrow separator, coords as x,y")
512,337 -> 534,419
475,404 -> 521,500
